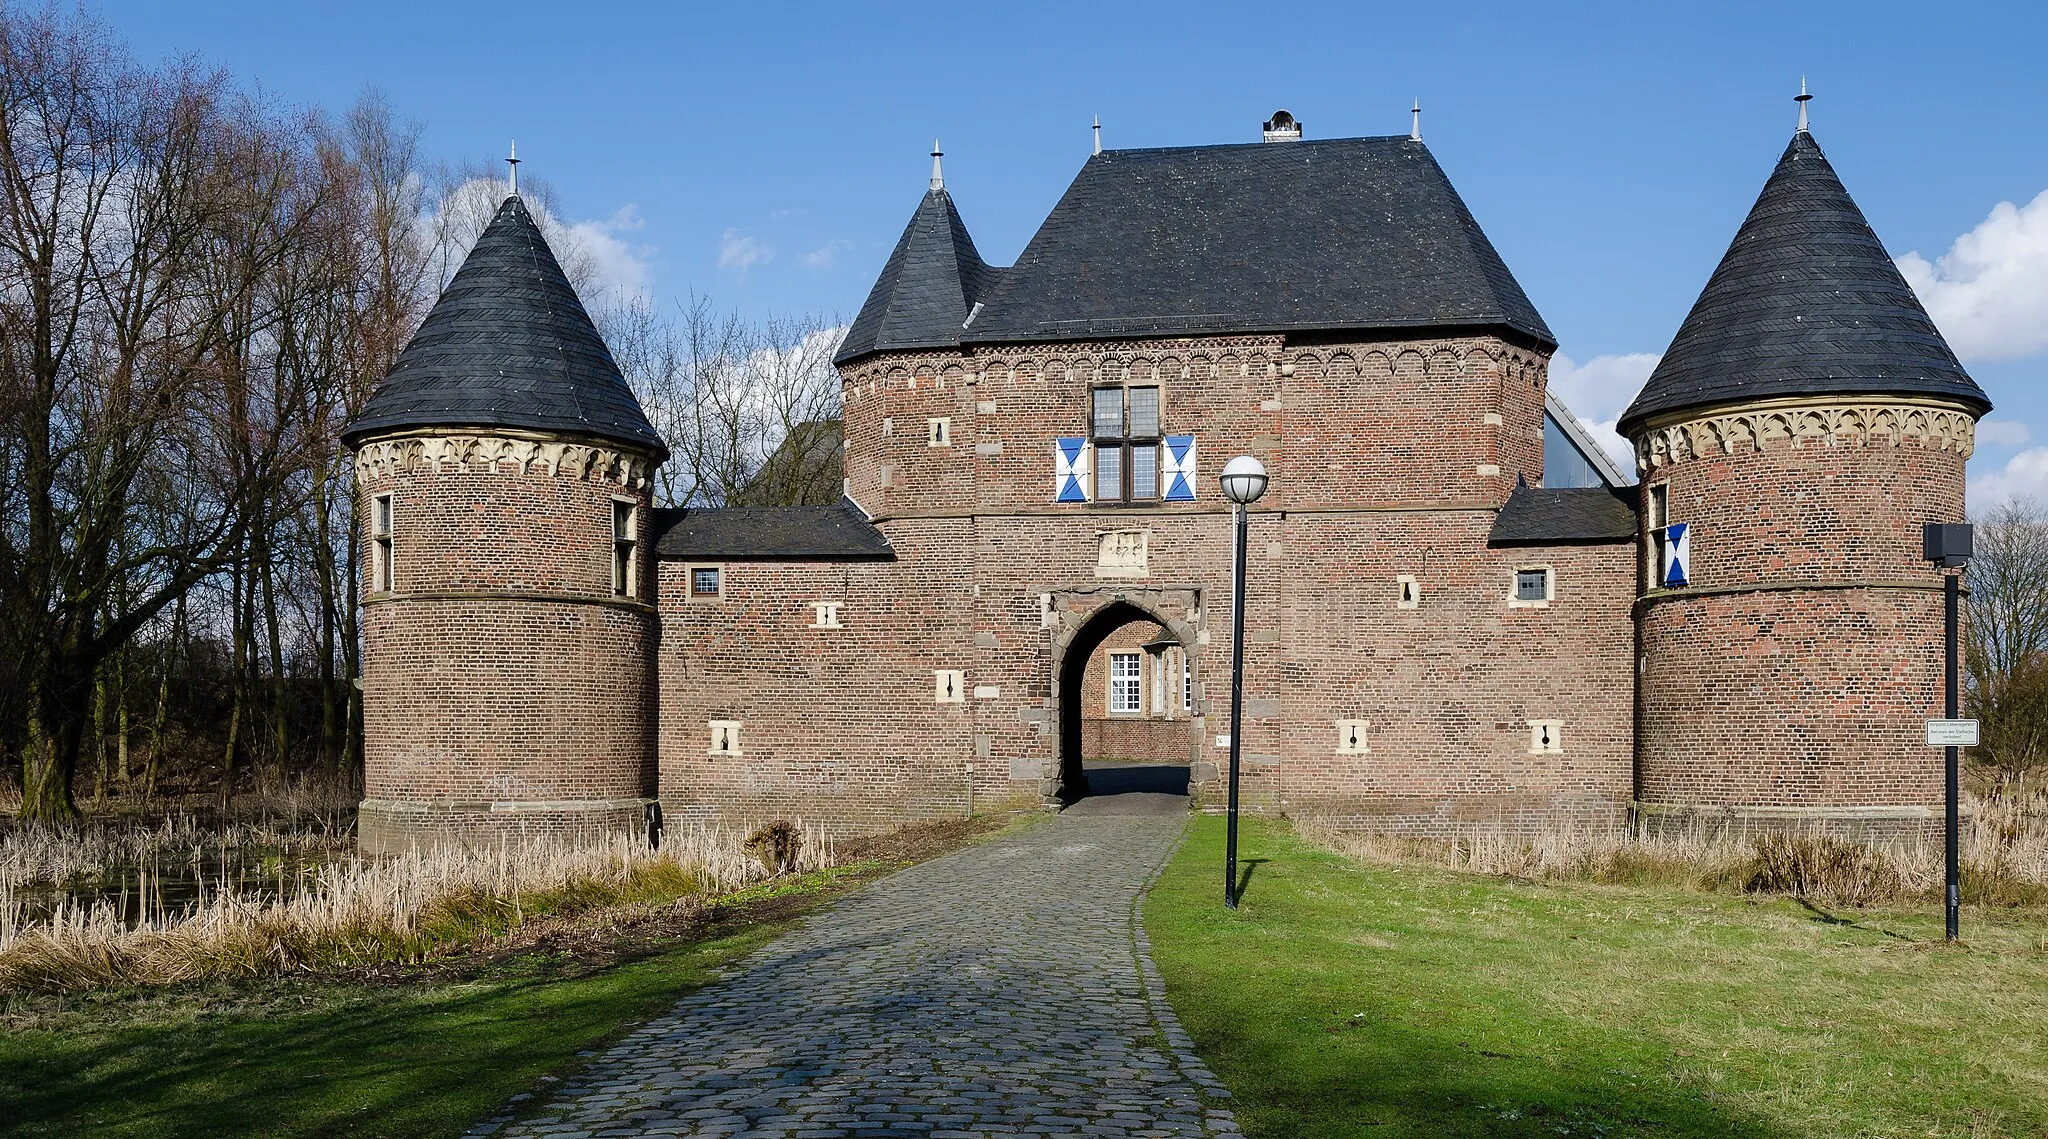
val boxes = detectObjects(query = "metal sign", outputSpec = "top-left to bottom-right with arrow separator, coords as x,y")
1925,719 -> 1979,748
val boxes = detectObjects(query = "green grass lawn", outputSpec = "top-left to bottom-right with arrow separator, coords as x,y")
0,919 -> 787,1138
1146,816 -> 2048,1138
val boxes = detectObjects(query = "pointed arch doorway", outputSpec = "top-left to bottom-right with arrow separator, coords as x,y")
1048,593 -> 1203,812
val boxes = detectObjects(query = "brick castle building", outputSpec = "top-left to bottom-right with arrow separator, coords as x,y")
342,106 -> 1987,852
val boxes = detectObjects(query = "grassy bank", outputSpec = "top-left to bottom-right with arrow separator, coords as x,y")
1,815 -> 1010,1137
1146,816 -> 2048,1138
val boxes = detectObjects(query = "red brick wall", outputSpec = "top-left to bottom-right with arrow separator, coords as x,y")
356,437 -> 657,850
1634,413 -> 1968,832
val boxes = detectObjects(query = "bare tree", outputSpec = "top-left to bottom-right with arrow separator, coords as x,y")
1966,496 -> 2048,790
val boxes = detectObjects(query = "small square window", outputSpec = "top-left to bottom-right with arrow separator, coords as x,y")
1528,720 -> 1564,755
1510,567 -> 1552,607
708,720 -> 742,756
689,565 -> 722,601
1396,574 -> 1420,610
811,601 -> 843,629
927,417 -> 951,447
934,670 -> 965,703
1335,719 -> 1371,754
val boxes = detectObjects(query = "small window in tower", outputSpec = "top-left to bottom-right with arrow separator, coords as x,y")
1108,653 -> 1142,714
689,565 -> 723,602
611,499 -> 638,598
1335,719 -> 1371,755
812,600 -> 843,629
1648,483 -> 1672,585
1510,566 -> 1553,607
1527,720 -> 1564,755
1396,574 -> 1420,610
371,493 -> 395,593
934,670 -> 965,704
928,417 -> 951,447
708,720 -> 742,756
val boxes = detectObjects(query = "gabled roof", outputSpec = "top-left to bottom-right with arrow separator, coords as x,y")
1488,484 -> 1638,547
343,196 -> 667,458
834,188 -> 999,366
962,137 -> 1553,347
1618,130 -> 1989,436
653,501 -> 894,562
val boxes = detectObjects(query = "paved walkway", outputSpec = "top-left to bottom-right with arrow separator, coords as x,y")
471,803 -> 1237,1138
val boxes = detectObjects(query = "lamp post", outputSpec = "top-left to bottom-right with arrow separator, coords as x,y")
1219,455 -> 1270,909
1923,522 -> 1973,943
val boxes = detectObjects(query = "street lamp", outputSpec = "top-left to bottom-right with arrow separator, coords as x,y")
1923,522 -> 1973,943
1219,455 -> 1269,909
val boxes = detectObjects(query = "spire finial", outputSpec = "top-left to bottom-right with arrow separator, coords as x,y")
930,139 -> 943,191
1410,99 -> 1422,141
1093,115 -> 1102,156
1795,76 -> 1813,134
506,140 -> 520,196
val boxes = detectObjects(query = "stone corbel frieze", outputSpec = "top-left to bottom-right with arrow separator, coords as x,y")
1634,401 -> 1977,472
353,432 -> 653,490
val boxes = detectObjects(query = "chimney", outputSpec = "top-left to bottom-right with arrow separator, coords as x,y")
1262,109 -> 1302,143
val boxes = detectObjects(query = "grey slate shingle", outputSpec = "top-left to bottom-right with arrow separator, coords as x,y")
834,188 -> 998,365
1618,131 -> 1990,435
653,502 -> 894,562
342,196 -> 667,457
961,137 -> 1553,347
1487,485 -> 1638,547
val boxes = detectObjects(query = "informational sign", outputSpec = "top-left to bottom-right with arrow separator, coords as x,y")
1926,719 -> 1980,748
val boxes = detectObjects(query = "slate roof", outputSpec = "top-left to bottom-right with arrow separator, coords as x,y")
834,188 -> 1000,365
1617,130 -> 1989,436
1487,484 -> 1638,547
961,137 -> 1553,347
653,502 -> 894,562
343,196 -> 667,457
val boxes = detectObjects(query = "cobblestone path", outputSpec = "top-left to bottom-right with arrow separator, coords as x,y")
472,811 -> 1237,1138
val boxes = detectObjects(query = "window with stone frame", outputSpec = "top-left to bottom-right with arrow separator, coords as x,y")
611,499 -> 638,598
1108,652 -> 1143,713
1647,482 -> 1670,584
372,493 -> 394,593
689,565 -> 722,601
1091,385 -> 1161,504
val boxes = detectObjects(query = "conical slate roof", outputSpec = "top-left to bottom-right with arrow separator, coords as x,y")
834,187 -> 999,366
1618,130 -> 1988,436
343,195 -> 667,458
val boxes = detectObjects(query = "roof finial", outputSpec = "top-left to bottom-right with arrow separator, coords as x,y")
930,139 -> 944,191
1093,115 -> 1102,156
506,140 -> 520,196
1795,76 -> 1813,134
1410,98 -> 1422,141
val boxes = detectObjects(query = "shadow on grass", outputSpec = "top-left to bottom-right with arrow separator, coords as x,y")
0,930 -> 775,1139
1234,857 -> 1267,902
1794,896 -> 1918,942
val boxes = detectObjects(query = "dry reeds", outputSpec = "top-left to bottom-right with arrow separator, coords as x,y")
1301,789 -> 2048,910
0,822 -> 829,994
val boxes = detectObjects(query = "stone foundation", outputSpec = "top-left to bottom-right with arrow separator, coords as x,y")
357,797 -> 655,854
1285,794 -> 1631,839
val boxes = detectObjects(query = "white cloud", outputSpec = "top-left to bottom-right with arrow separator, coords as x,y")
1897,188 -> 2048,361
1970,447 -> 2048,512
1547,352 -> 1661,471
564,205 -> 654,305
802,239 -> 853,269
719,229 -> 773,274
1977,417 -> 2032,448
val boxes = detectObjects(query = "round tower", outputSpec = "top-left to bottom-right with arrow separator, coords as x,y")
1622,118 -> 1990,840
342,195 -> 668,854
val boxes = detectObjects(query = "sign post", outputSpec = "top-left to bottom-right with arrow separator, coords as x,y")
1923,522 -> 1973,943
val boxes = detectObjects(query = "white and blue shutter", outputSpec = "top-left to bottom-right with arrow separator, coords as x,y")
1055,437 -> 1091,503
1661,522 -> 1690,587
1162,435 -> 1197,501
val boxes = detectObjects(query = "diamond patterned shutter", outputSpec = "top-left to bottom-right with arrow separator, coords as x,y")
1662,522 -> 1690,586
1163,435 -> 1197,501
1055,437 -> 1091,503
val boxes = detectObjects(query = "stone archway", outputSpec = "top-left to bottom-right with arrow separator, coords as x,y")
1044,588 -> 1205,805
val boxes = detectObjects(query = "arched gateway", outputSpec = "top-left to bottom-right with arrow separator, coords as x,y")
350,109 -> 1982,851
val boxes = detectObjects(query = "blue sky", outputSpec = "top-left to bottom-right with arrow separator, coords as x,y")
98,0 -> 2048,504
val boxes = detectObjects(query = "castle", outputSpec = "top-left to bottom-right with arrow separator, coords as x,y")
342,106 -> 1988,853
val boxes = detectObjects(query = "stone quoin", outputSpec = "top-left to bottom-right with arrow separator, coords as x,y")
343,108 -> 1987,852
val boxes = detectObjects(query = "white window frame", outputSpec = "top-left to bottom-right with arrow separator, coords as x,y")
1528,719 -> 1564,755
811,600 -> 843,629
1182,655 -> 1193,712
927,417 -> 951,447
611,498 -> 639,598
1335,719 -> 1371,755
934,669 -> 966,704
1508,565 -> 1554,609
708,720 -> 742,756
1396,574 -> 1420,610
1648,482 -> 1671,586
1108,652 -> 1143,715
687,563 -> 723,603
371,493 -> 395,593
